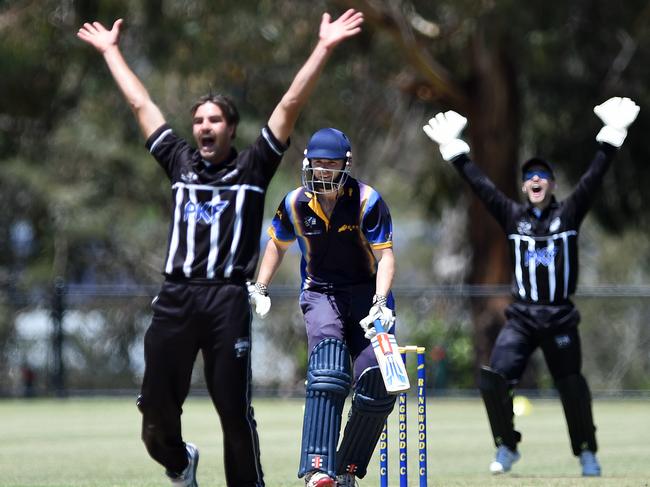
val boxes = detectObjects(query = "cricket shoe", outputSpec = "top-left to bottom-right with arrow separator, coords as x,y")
166,442 -> 199,487
336,473 -> 358,486
489,445 -> 520,474
305,470 -> 335,487
580,450 -> 601,477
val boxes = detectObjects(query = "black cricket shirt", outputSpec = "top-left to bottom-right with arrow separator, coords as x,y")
451,144 -> 617,304
146,124 -> 288,283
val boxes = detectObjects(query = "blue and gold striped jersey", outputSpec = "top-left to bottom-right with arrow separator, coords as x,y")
268,177 -> 393,289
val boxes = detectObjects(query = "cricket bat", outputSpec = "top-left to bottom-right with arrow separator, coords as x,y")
370,319 -> 410,394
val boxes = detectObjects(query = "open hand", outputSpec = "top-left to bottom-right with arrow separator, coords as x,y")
318,9 -> 364,49
77,19 -> 123,54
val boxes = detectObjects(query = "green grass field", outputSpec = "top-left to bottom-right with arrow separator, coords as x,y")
0,396 -> 648,487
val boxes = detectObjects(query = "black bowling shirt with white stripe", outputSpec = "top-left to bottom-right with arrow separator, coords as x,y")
452,144 -> 616,304
146,124 -> 287,283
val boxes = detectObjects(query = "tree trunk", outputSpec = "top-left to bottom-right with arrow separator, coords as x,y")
465,30 -> 521,375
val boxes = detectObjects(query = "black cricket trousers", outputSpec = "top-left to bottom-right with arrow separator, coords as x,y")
138,279 -> 264,487
489,305 -> 583,383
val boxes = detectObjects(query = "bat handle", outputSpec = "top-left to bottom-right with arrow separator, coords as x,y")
373,318 -> 385,334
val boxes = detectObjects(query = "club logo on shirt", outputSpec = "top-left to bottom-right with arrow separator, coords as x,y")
549,217 -> 561,233
517,220 -> 532,235
524,247 -> 559,267
303,216 -> 322,235
181,171 -> 199,183
304,216 -> 317,228
183,200 -> 230,224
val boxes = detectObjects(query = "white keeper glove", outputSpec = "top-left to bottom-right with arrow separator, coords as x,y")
594,96 -> 640,148
247,282 -> 271,319
359,294 -> 395,340
422,110 -> 471,161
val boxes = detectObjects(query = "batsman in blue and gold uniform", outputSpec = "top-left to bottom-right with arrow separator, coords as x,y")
249,128 -> 397,487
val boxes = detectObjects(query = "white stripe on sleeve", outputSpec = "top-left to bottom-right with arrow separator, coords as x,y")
149,128 -> 173,153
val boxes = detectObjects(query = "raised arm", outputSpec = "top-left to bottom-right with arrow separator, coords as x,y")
423,111 -> 515,228
267,9 -> 364,144
566,96 -> 640,223
77,19 -> 165,139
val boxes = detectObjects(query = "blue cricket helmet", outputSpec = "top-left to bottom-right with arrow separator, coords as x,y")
302,128 -> 352,194
305,128 -> 352,160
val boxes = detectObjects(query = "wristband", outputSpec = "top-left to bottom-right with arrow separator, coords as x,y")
254,282 -> 268,296
373,294 -> 387,307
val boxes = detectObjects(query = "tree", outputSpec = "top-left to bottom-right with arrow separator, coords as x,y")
333,0 -> 650,377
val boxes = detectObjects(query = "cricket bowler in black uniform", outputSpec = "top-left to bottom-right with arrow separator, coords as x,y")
77,10 -> 364,487
422,97 -> 639,477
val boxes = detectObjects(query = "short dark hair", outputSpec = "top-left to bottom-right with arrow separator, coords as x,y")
190,94 -> 240,139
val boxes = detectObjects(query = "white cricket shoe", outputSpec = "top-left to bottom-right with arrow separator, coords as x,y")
305,470 -> 335,487
580,450 -> 601,477
489,445 -> 520,474
167,442 -> 199,487
336,473 -> 358,486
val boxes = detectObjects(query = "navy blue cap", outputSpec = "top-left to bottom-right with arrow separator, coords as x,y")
521,157 -> 555,180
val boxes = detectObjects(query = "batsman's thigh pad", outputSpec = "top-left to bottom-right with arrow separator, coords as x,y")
335,367 -> 396,478
555,374 -> 597,455
299,338 -> 352,478
479,366 -> 521,449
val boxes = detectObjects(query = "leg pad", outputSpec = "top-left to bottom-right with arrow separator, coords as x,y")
335,368 -> 396,478
479,366 -> 521,450
298,339 -> 352,478
555,374 -> 597,455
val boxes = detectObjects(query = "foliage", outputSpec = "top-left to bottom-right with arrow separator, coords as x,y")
1,0 -> 650,391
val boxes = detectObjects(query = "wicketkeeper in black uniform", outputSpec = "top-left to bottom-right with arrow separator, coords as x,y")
77,10 -> 364,487
422,97 -> 639,477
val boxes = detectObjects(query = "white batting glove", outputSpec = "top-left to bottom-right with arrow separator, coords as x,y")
359,295 -> 395,340
422,110 -> 471,161
594,97 -> 640,148
247,282 -> 271,319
